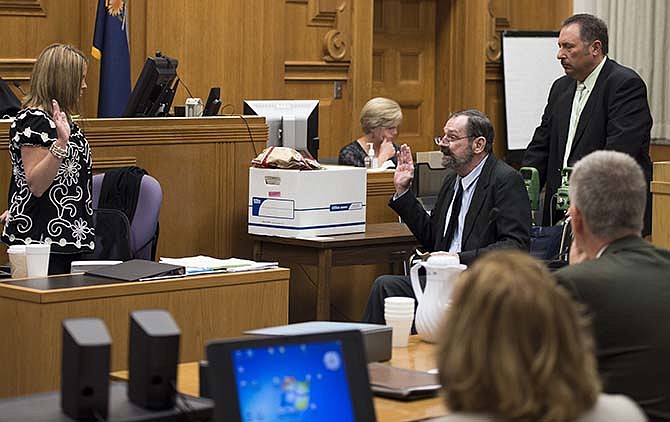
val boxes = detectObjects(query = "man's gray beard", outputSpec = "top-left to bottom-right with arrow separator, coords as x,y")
441,148 -> 474,172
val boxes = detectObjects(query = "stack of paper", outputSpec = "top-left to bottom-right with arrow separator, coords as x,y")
159,255 -> 278,275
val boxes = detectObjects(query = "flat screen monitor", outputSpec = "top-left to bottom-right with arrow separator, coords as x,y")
203,87 -> 222,116
206,330 -> 375,422
243,100 -> 319,159
123,52 -> 179,117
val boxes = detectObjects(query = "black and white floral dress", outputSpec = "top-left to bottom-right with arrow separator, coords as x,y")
2,108 -> 94,254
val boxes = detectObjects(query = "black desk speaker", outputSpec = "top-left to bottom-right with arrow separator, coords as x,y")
61,318 -> 111,420
198,360 -> 211,399
128,309 -> 180,410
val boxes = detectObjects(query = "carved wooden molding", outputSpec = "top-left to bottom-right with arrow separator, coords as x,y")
310,0 -> 339,27
485,62 -> 503,80
287,0 -> 345,28
495,17 -> 510,30
485,0 -> 511,64
0,59 -> 35,82
284,61 -> 349,81
0,0 -> 45,16
92,157 -> 138,172
78,116 -> 268,147
367,178 -> 396,196
322,29 -> 347,61
486,34 -> 502,62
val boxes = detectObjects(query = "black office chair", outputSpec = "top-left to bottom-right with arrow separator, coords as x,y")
410,162 -> 450,213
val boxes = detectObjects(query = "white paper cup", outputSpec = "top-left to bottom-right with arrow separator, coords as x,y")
385,312 -> 414,321
385,297 -> 416,306
7,245 -> 27,278
385,316 -> 413,348
25,244 -> 51,278
384,297 -> 415,317
384,303 -> 415,311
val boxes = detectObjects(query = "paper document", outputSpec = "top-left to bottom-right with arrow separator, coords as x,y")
159,255 -> 278,275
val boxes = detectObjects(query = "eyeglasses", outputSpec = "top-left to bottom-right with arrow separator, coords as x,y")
434,135 -> 472,146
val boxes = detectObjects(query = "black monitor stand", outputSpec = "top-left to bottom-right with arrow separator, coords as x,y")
203,87 -> 222,116
148,78 -> 179,117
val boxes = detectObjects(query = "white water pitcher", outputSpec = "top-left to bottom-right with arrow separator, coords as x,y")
410,252 -> 466,343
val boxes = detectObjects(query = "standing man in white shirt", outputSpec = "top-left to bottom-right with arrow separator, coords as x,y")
522,13 -> 652,234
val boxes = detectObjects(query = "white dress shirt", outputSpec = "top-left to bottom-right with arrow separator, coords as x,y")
443,155 -> 488,253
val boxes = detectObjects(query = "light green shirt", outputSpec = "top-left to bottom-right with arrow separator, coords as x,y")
564,56 -> 608,168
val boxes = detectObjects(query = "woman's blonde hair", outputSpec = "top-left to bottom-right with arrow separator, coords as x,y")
360,97 -> 402,134
438,250 -> 600,421
24,43 -> 87,117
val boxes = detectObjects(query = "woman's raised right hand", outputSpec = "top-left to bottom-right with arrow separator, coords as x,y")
393,143 -> 414,194
52,99 -> 70,142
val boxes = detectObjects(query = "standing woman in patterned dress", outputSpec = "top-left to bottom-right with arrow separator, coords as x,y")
1,44 -> 95,274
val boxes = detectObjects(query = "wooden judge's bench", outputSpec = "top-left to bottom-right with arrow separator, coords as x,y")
0,115 -> 404,399
0,116 -> 401,322
0,116 -> 268,262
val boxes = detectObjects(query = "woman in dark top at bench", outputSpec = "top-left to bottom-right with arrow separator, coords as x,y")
338,97 -> 402,168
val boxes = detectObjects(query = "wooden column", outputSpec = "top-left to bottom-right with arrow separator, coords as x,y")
651,161 -> 670,248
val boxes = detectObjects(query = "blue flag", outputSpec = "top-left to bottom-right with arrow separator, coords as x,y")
92,0 -> 131,117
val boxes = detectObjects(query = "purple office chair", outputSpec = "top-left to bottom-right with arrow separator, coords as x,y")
92,171 -> 163,260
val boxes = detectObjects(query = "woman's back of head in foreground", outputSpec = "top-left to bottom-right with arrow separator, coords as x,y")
438,250 -> 600,421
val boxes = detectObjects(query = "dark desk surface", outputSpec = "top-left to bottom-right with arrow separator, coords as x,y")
5,273 -> 123,290
0,381 -> 213,421
249,222 -> 416,248
0,268 -> 291,304
252,223 -> 418,320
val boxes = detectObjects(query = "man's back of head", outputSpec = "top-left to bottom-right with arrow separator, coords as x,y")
559,150 -> 670,422
569,150 -> 646,242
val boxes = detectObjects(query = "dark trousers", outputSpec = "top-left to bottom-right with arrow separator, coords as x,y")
361,274 -> 425,332
48,253 -> 84,275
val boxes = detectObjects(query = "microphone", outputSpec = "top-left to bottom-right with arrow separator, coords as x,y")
474,207 -> 500,260
13,81 -> 27,96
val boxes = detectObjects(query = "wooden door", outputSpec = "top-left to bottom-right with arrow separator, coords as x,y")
372,0 -> 436,154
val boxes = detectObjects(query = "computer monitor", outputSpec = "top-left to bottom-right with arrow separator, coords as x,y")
206,330 -> 375,422
203,87 -> 222,117
243,100 -> 319,159
123,52 -> 179,117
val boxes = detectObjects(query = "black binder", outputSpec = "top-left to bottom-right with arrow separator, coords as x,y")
85,259 -> 185,282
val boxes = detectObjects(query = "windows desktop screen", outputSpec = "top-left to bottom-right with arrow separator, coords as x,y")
232,340 -> 355,422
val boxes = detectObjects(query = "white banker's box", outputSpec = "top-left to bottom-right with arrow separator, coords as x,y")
248,165 -> 366,237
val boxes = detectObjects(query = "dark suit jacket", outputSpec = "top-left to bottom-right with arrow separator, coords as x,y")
556,236 -> 670,422
390,154 -> 530,265
522,58 -> 653,233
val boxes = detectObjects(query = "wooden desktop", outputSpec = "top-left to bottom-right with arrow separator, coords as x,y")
112,336 -> 448,422
0,269 -> 289,398
251,222 -> 419,321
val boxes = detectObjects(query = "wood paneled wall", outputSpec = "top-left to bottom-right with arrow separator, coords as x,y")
437,0 -> 572,159
1,0 -> 571,163
0,0 -> 572,321
372,0 -> 436,154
